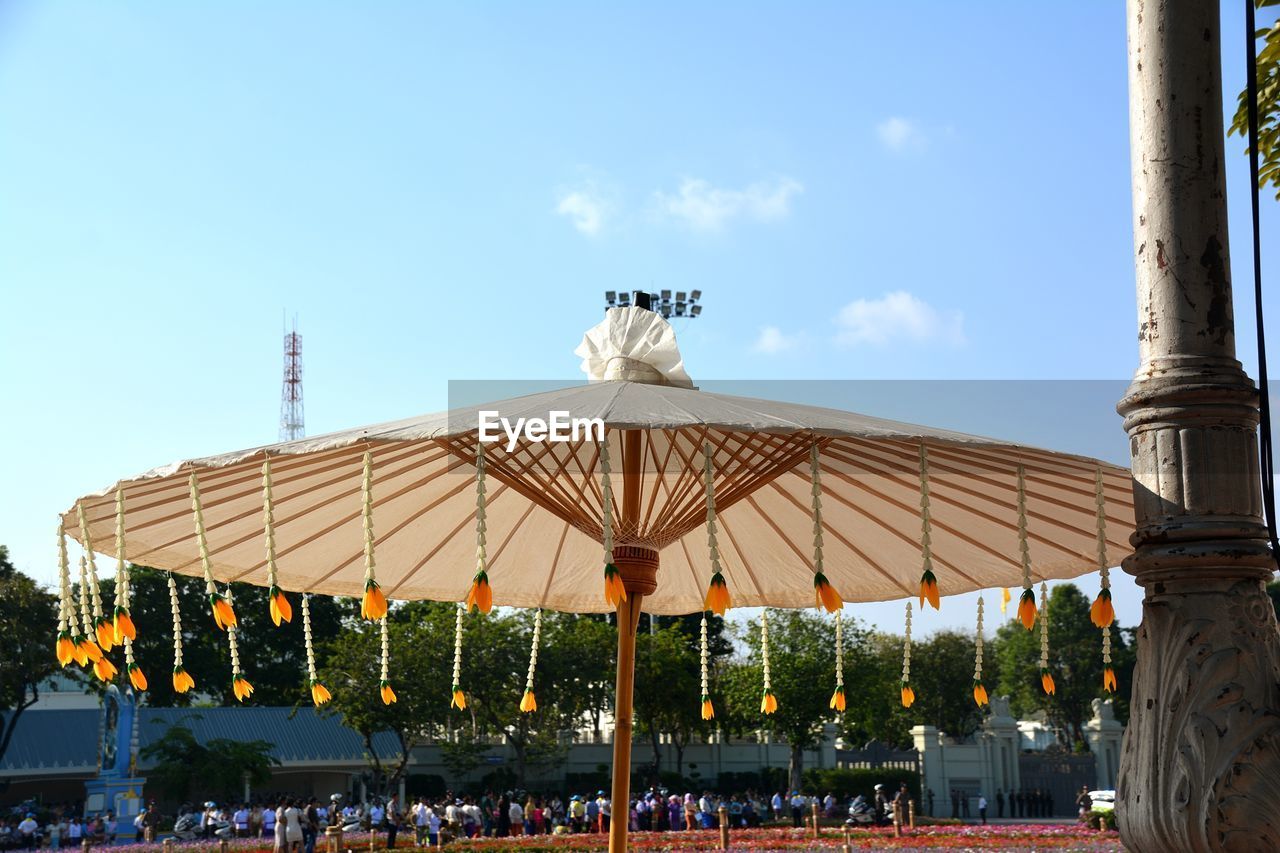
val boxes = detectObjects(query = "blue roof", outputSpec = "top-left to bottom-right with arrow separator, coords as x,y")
2,707 -> 402,773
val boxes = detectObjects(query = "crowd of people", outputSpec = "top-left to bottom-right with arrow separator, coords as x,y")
0,781 -> 1075,849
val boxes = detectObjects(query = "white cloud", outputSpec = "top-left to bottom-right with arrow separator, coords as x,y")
753,326 -> 802,354
556,189 -> 608,236
655,177 -> 803,232
876,117 -> 927,153
834,291 -> 965,347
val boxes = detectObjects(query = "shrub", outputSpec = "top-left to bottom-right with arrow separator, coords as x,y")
801,767 -> 920,803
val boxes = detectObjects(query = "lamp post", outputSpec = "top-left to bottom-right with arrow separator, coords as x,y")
1118,0 -> 1280,849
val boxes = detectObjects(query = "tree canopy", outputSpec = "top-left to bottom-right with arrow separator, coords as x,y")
0,546 -> 59,767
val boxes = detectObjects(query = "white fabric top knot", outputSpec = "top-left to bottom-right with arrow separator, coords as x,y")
574,306 -> 694,388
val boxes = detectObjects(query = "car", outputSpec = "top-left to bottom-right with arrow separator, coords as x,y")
1087,790 -> 1115,812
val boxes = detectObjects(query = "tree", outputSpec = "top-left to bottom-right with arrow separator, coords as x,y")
0,548 -> 58,768
540,614 -> 615,739
140,718 -> 278,800
907,630 -> 995,738
633,625 -> 708,781
317,600 -> 453,793
993,583 -> 1135,746
1231,2 -> 1280,198
721,609 -> 840,792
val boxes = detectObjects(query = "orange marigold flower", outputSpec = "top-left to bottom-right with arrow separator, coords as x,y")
814,573 -> 842,613
172,667 -> 196,694
361,580 -> 388,620
466,572 -> 493,615
269,587 -> 293,626
128,664 -> 148,692
380,680 -> 397,705
701,696 -> 715,720
900,682 -> 915,708
232,675 -> 254,702
603,564 -> 627,608
451,685 -> 467,710
1090,589 -> 1114,628
1017,589 -> 1038,631
760,690 -> 778,715
919,570 -> 940,610
704,572 -> 730,615
70,637 -> 90,667
93,656 -> 118,683
829,687 -> 846,712
95,618 -> 116,652
520,690 -> 537,713
973,681 -> 989,707
311,681 -> 332,706
1040,668 -> 1056,696
211,595 -> 238,631
80,638 -> 103,664
113,608 -> 137,643
1103,667 -> 1118,694
56,633 -> 74,667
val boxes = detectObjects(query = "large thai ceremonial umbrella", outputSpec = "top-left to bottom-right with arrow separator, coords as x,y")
60,305 -> 1133,852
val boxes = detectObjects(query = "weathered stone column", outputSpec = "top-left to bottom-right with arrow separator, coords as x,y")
1118,0 -> 1280,849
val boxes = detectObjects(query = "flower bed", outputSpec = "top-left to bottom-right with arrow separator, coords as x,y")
102,825 -> 1121,853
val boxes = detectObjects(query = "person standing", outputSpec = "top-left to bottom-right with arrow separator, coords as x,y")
234,804 -> 250,839
926,788 -> 934,817
304,798 -> 321,853
977,793 -> 988,825
789,791 -> 805,828
384,794 -> 400,849
995,789 -> 1004,819
68,818 -> 83,849
598,793 -> 610,835
1076,786 -> 1093,819
873,785 -> 889,827
950,789 -> 959,819
283,800 -> 303,853
507,798 -> 523,837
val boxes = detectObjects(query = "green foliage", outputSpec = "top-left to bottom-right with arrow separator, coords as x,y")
802,766 -> 919,803
1231,1 -> 1280,199
994,584 -> 1134,744
634,625 -> 710,779
1086,808 -> 1118,831
0,546 -> 59,767
907,630 -> 993,738
140,719 -> 278,801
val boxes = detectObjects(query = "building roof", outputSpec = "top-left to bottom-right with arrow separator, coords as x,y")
1,707 -> 402,775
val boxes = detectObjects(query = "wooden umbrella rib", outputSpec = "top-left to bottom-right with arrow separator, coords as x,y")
645,426 -> 712,538
675,534 -> 707,612
825,441 -> 1096,564
799,461 -> 994,586
538,521 -> 572,609
323,481 -> 511,594
640,429 -> 682,533
127,443 -> 447,566
712,505 -> 768,602
649,426 -> 728,541
764,477 -> 916,596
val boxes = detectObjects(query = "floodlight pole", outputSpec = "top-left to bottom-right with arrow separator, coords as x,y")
1119,0 -> 1280,848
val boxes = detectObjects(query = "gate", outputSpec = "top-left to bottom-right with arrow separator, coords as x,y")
1017,751 -> 1097,817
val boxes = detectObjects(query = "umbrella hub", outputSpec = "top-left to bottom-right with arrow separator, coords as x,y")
612,544 -> 659,595
575,306 -> 694,388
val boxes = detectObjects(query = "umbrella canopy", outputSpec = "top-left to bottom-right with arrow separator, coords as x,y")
62,378 -> 1133,614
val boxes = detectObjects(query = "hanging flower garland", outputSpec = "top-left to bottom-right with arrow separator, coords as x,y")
810,445 -> 842,613
1090,468 -> 1115,628
189,473 -> 237,630
1039,581 -> 1055,695
702,444 -> 730,614
829,611 -> 846,712
450,604 -> 466,709
227,588 -> 253,702
520,609 -> 542,713
169,573 -> 196,694
262,459 -> 292,627
901,602 -> 915,708
1015,465 -> 1038,631
700,614 -> 714,720
917,445 -> 940,610
759,611 -> 777,714
77,502 -> 115,653
113,488 -> 137,644
466,443 -> 494,614
1102,625 -> 1117,693
600,435 -> 627,607
360,450 -> 388,620
301,595 -> 330,705
972,596 -> 988,707
379,614 -> 396,705
76,556 -> 103,667
114,489 -> 145,691
55,520 -> 74,667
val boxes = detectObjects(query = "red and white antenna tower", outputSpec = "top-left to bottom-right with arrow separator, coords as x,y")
280,316 -> 305,441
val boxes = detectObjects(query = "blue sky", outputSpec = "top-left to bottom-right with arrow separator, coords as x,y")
1,2 -> 1275,638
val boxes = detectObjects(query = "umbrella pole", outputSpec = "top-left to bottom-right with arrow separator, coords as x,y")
610,590 -> 643,853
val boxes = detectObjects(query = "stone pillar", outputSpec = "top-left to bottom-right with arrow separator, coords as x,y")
911,725 -> 943,815
1119,1 -> 1280,849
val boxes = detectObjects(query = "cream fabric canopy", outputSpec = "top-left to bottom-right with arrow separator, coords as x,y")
61,381 -> 1134,615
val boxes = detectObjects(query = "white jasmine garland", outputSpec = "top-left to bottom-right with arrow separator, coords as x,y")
974,596 -> 985,681
902,602 -> 912,682
524,609 -> 542,693
188,473 -> 219,597
600,436 -> 615,564
1018,465 -> 1033,594
704,444 -> 721,574
834,610 -> 844,688
1039,581 -> 1050,669
303,595 -> 317,682
168,573 -> 185,668
760,611 -> 771,693
263,459 -> 279,590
